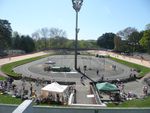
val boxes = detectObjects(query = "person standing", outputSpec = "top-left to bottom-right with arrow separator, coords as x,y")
96,70 -> 99,75
30,83 -> 33,97
101,74 -> 104,81
143,85 -> 148,96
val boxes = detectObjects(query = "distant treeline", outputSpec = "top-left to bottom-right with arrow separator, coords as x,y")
0,19 -> 150,56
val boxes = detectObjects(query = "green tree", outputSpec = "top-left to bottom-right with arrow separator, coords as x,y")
128,31 -> 143,52
49,36 -> 68,49
49,28 -> 66,38
78,40 -> 98,49
0,19 -> 12,50
97,33 -> 116,49
12,32 -> 21,49
140,30 -> 150,53
32,31 -> 40,50
145,23 -> 150,30
78,40 -> 88,49
114,35 -> 121,52
35,38 -> 46,50
32,27 -> 67,50
117,27 -> 137,40
20,35 -> 35,53
65,40 -> 74,49
119,40 -> 130,53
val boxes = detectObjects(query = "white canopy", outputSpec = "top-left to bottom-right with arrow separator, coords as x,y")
45,60 -> 55,64
41,82 -> 68,93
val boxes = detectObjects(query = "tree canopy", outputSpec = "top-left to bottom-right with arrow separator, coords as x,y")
127,31 -> 143,52
1,18 -> 150,56
0,19 -> 12,50
114,35 -> 121,52
140,30 -> 150,53
11,32 -> 35,53
117,27 -> 137,40
145,23 -> 150,30
97,33 -> 116,49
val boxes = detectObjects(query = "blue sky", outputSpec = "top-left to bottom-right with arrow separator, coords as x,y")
0,0 -> 150,40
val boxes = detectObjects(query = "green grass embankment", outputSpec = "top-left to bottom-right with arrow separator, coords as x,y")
0,76 -> 6,80
108,96 -> 150,107
0,94 -> 22,104
1,54 -> 49,79
110,57 -> 150,78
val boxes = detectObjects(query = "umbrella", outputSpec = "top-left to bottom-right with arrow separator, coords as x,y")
96,82 -> 119,92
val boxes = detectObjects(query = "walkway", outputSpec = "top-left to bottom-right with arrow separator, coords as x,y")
0,50 -> 150,103
75,80 -> 93,104
88,50 -> 150,79
0,51 -> 48,77
90,50 -> 150,68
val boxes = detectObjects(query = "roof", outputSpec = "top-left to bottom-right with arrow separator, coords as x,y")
41,82 -> 68,93
96,82 -> 119,92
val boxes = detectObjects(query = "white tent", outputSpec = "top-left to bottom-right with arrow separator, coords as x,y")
41,82 -> 69,103
41,82 -> 68,93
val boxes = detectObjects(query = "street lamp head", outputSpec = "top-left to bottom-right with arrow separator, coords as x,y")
72,0 -> 83,12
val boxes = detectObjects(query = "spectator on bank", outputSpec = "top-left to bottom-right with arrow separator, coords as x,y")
78,66 -> 81,72
30,84 -> 33,96
143,85 -> 148,96
141,56 -> 144,62
96,70 -> 99,75
101,75 -> 104,81
80,76 -> 85,86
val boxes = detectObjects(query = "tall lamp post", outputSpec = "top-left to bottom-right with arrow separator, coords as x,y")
72,0 -> 83,70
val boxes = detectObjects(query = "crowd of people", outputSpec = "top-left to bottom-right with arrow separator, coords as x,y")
0,77 -> 14,94
115,80 -> 149,102
0,77 -> 38,101
0,76 -> 75,105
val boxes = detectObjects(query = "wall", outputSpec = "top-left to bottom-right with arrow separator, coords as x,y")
0,104 -> 17,113
33,106 -> 150,113
0,104 -> 150,113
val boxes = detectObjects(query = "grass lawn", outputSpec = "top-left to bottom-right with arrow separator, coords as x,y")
110,57 -> 150,78
0,76 -> 6,80
0,94 -> 22,104
108,96 -> 150,107
1,54 -> 49,79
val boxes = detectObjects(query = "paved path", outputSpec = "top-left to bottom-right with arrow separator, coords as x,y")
0,50 -> 150,103
0,52 -> 48,66
76,81 -> 93,104
0,54 -> 99,104
89,50 -> 150,68
88,50 -> 150,97
0,51 -> 48,77
124,80 -> 144,97
92,50 -> 150,72
13,55 -> 131,81
13,55 -> 128,104
88,50 -> 150,79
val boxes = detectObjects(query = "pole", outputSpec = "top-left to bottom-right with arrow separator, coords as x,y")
45,38 -> 46,50
75,11 -> 78,70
